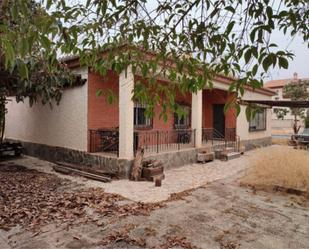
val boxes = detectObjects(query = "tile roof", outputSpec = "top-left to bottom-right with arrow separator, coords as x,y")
265,77 -> 309,88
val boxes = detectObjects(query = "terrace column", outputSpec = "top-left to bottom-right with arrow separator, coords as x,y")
191,90 -> 203,148
119,67 -> 134,159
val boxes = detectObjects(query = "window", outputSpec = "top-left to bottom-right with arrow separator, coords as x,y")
134,102 -> 152,128
174,105 -> 190,129
249,109 -> 267,131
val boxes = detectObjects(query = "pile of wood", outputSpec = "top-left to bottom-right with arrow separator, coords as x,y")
141,160 -> 164,183
130,148 -> 164,186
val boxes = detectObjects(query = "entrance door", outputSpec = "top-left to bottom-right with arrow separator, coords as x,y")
213,104 -> 225,138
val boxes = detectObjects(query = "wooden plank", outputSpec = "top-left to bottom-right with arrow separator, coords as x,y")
53,165 -> 111,182
55,161 -> 116,177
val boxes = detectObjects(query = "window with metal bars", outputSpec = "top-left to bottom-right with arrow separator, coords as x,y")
134,102 -> 152,128
174,105 -> 191,129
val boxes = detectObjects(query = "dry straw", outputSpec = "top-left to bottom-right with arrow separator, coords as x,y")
241,146 -> 309,194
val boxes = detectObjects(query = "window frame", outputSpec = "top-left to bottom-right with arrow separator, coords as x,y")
174,104 -> 191,129
134,102 -> 152,129
249,108 -> 267,132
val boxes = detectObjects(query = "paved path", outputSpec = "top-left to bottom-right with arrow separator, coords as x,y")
14,147 -> 272,203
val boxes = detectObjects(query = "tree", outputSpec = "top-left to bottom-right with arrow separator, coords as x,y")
0,0 -> 308,122
274,108 -> 289,120
283,79 -> 309,134
0,1 -> 84,141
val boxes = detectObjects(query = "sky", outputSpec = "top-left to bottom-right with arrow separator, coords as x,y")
267,30 -> 309,81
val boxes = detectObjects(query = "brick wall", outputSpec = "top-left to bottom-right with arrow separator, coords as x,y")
202,89 -> 236,129
87,71 -> 236,151
88,70 -> 119,130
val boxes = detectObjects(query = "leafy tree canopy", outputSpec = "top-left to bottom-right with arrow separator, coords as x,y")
0,0 -> 308,118
283,79 -> 309,133
0,1 -> 84,140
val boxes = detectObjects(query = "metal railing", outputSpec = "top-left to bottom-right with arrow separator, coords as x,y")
134,129 -> 196,155
89,129 -> 119,155
202,128 -> 224,144
202,127 -> 239,151
89,127 -> 238,156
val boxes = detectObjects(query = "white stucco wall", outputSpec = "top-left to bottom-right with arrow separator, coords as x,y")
236,91 -> 272,141
270,88 -> 294,120
5,67 -> 88,151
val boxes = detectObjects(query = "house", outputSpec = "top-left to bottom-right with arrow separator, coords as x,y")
265,73 -> 309,135
5,50 -> 275,177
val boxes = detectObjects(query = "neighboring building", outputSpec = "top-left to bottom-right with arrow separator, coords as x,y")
5,50 -> 274,177
265,73 -> 309,135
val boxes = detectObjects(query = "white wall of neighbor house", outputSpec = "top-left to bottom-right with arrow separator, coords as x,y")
236,91 -> 272,141
5,67 -> 88,151
270,87 -> 294,121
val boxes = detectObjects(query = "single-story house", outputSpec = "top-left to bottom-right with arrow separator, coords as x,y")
5,50 -> 275,177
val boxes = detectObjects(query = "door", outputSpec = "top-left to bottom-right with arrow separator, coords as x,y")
213,104 -> 225,138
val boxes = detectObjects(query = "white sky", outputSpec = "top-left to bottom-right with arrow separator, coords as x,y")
267,30 -> 308,80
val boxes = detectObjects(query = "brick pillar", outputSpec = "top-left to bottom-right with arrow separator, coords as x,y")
119,67 -> 134,159
191,90 -> 203,147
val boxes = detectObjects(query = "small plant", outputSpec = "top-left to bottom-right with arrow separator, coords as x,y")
274,108 -> 289,120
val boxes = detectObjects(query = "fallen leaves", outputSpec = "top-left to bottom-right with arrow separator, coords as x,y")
0,163 -> 164,231
99,223 -> 146,247
157,235 -> 200,249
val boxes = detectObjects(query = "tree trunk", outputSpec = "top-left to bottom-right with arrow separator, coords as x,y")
293,113 -> 301,134
130,148 -> 144,181
0,115 -> 4,143
0,101 -> 5,143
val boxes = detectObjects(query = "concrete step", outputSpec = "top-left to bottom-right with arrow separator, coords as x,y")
222,152 -> 241,161
224,147 -> 235,154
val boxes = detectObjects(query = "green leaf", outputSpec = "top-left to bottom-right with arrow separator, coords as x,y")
46,0 -> 53,10
19,63 -> 29,79
279,57 -> 289,69
96,89 -> 103,97
40,36 -> 51,49
244,49 -> 252,64
20,38 -> 29,57
262,55 -> 272,71
236,104 -> 241,116
245,106 -> 252,121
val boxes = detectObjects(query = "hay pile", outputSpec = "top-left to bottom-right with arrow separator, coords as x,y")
240,146 -> 309,196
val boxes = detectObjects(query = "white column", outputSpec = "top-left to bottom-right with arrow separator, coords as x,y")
119,67 -> 134,159
191,90 -> 203,148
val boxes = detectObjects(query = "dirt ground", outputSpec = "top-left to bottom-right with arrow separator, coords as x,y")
1,147 -> 309,249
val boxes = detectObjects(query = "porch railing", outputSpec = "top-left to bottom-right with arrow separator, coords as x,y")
134,129 -> 196,155
89,127 -> 238,156
202,127 -> 239,151
89,129 -> 119,155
